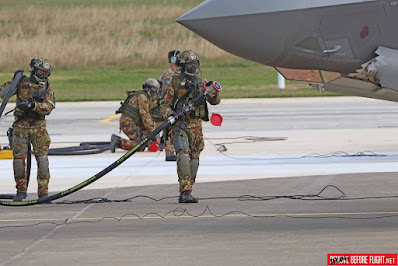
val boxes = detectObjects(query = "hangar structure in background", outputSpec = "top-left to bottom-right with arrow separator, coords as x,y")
177,0 -> 398,102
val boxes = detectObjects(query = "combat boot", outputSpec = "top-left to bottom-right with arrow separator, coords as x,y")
178,190 -> 198,203
13,191 -> 27,202
165,155 -> 177,161
38,193 -> 52,203
110,134 -> 121,153
39,193 -> 48,199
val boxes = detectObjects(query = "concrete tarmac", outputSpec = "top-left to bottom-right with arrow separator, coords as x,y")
0,97 -> 397,265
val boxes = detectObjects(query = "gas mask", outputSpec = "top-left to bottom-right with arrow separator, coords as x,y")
148,86 -> 159,98
143,78 -> 161,98
184,60 -> 199,75
29,58 -> 52,83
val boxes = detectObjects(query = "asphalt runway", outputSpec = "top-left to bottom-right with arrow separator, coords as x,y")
0,97 -> 397,265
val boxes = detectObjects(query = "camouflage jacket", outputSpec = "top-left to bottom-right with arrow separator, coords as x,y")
160,72 -> 220,120
0,75 -> 55,128
121,92 -> 154,134
159,67 -> 180,96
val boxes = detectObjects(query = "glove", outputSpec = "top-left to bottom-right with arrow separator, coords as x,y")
206,81 -> 213,87
17,99 -> 35,111
13,70 -> 24,80
165,110 -> 176,120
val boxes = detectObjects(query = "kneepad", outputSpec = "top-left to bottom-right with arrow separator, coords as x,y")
38,155 -> 49,176
178,153 -> 190,176
190,158 -> 199,179
14,159 -> 25,177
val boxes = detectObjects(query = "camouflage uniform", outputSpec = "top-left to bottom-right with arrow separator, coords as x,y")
0,72 -> 55,196
159,67 -> 180,158
160,50 -> 220,196
118,91 -> 155,151
160,67 -> 179,92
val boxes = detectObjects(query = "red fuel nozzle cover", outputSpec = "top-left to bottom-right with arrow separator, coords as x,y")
210,113 -> 223,127
148,141 -> 159,152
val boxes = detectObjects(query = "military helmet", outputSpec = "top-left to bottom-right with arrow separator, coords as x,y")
144,78 -> 160,90
143,78 -> 160,97
30,57 -> 53,80
177,50 -> 200,75
177,50 -> 199,65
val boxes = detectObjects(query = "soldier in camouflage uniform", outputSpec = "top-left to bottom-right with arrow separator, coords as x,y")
111,78 -> 161,152
159,50 -> 180,161
160,50 -> 221,203
0,58 -> 55,202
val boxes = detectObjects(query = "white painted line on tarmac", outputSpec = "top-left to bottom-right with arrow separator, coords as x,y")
0,152 -> 397,193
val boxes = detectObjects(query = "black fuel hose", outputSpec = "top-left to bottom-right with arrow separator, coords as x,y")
48,143 -> 111,156
0,90 -> 209,206
0,194 -> 14,199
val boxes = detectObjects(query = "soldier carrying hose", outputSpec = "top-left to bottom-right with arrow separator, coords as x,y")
0,58 -> 55,202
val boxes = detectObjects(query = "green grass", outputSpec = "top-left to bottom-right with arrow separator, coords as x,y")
0,0 -> 203,9
0,0 -> 340,101
0,61 -> 339,101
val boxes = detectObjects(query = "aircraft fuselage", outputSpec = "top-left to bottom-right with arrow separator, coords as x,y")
178,0 -> 398,74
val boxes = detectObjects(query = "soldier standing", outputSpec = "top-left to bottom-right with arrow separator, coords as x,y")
159,50 -> 180,161
111,78 -> 160,152
0,58 -> 55,202
160,50 -> 221,203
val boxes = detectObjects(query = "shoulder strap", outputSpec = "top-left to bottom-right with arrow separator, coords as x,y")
116,90 -> 147,114
37,81 -> 50,102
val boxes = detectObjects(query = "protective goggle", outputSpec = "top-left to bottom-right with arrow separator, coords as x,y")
185,61 -> 199,68
35,68 -> 51,79
146,86 -> 159,96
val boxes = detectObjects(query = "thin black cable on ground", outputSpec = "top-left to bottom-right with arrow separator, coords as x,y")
206,136 -> 286,140
53,185 -> 398,205
55,184 -> 344,204
1,205 -> 397,230
1,186 -> 398,230
212,136 -> 288,145
204,136 -> 387,159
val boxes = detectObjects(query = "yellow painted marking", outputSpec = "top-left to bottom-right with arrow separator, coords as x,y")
99,113 -> 120,124
1,211 -> 398,223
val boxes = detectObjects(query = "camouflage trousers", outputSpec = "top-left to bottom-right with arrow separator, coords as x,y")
119,118 -> 145,151
165,135 -> 174,157
12,126 -> 51,195
172,118 -> 204,192
155,122 -> 175,157
163,128 -> 175,157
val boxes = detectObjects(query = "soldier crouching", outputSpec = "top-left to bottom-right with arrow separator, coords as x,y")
111,78 -> 161,152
